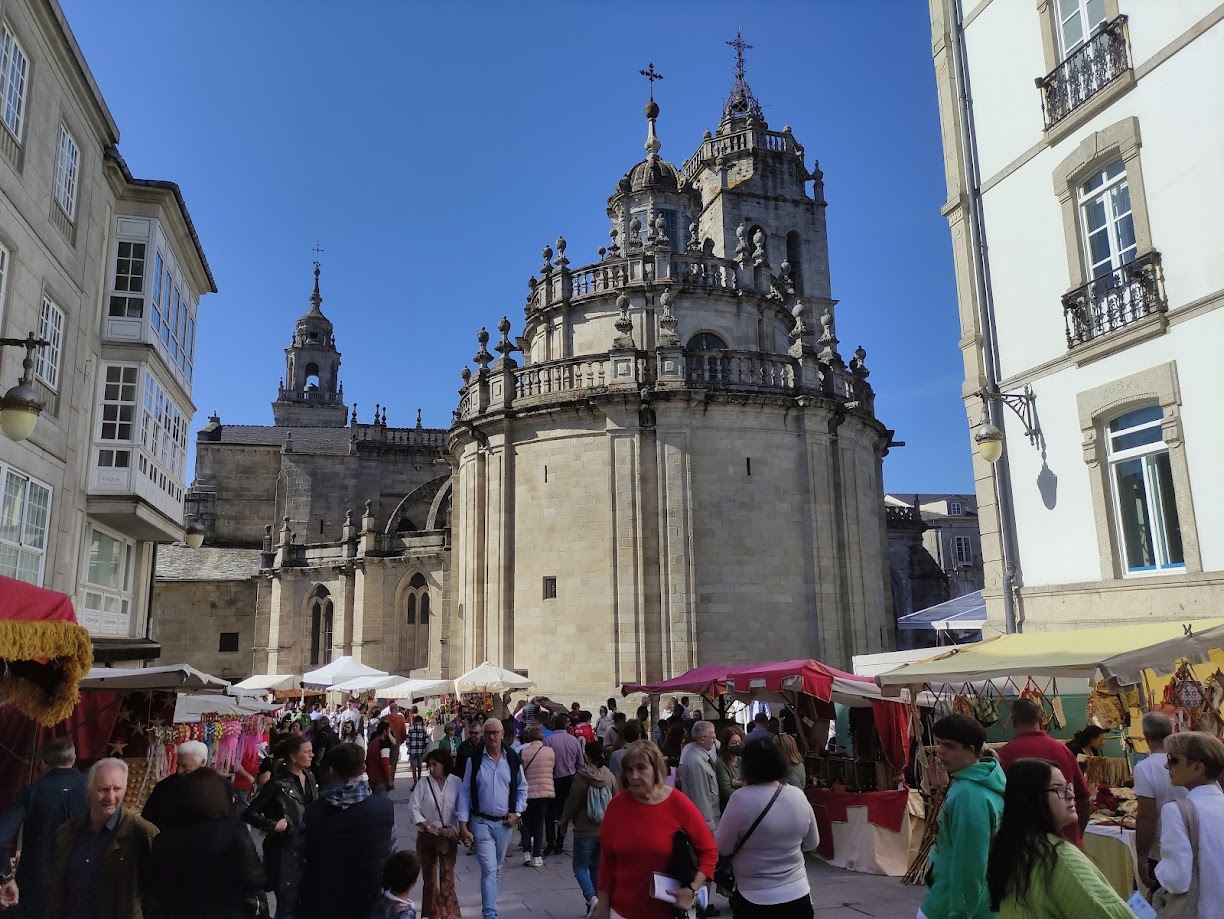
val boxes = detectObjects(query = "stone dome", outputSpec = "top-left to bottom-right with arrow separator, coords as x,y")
623,156 -> 682,194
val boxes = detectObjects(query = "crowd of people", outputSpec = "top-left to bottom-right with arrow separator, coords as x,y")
920,708 -> 1224,919
0,693 -> 827,919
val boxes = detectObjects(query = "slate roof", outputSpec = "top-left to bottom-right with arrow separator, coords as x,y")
156,545 -> 263,581
201,425 -> 354,454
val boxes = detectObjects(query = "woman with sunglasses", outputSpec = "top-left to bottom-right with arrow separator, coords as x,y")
1154,730 -> 1224,911
985,758 -> 1130,918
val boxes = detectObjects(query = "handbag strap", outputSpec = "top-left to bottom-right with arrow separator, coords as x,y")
428,776 -> 446,824
729,784 -> 785,858
1177,797 -> 1201,911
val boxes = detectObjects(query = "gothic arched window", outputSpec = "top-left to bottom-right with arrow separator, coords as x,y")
401,573 -> 430,671
308,588 -> 333,666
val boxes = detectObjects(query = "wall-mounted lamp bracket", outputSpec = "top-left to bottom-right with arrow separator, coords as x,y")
977,384 -> 1040,445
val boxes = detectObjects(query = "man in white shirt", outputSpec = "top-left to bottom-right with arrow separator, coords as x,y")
1133,711 -> 1186,889
1155,730 -> 1224,913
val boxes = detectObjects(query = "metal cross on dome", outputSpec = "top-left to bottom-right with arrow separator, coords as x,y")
640,62 -> 664,100
727,29 -> 752,79
312,238 -> 324,270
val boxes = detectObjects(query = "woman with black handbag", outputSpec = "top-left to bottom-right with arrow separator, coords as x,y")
713,736 -> 819,919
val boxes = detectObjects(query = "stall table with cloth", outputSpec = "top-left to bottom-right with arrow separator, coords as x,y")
806,787 -> 925,875
1084,824 -> 1143,899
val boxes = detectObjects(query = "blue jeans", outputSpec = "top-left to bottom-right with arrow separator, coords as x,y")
472,815 -> 512,919
572,835 -> 600,901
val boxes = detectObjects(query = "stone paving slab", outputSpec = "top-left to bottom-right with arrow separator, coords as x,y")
386,764 -> 924,919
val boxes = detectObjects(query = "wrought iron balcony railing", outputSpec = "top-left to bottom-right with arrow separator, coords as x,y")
1063,251 -> 1166,349
1036,15 -> 1131,128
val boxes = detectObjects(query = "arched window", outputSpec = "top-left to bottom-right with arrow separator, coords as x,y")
308,588 -> 333,666
304,361 -> 320,389
686,332 -> 728,351
1107,405 -> 1183,574
401,573 -> 430,671
786,231 -> 803,292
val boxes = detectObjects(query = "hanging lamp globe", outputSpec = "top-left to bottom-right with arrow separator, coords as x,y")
975,422 -> 1004,465
0,380 -> 44,443
185,520 -> 206,550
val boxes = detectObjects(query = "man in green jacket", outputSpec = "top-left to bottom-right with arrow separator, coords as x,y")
50,757 -> 159,919
921,715 -> 1005,919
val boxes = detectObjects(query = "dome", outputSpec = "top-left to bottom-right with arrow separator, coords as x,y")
624,156 -> 682,194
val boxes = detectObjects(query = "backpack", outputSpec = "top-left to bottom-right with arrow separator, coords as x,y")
586,784 -> 612,824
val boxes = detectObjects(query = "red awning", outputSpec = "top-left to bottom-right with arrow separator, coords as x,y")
621,664 -> 736,698
725,659 -> 874,702
0,574 -> 93,726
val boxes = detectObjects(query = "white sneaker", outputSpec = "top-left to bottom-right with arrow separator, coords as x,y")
532,856 -> 544,867
585,895 -> 598,917
523,853 -> 533,866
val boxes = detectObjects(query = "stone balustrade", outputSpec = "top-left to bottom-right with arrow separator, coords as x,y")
455,346 -> 873,422
530,251 -> 740,313
681,127 -> 801,183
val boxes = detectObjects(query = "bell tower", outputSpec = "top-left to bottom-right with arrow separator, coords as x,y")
271,259 -> 348,427
687,32 -> 832,308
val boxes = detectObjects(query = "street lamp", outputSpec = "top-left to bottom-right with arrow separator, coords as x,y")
974,385 -> 1040,465
0,334 -> 51,443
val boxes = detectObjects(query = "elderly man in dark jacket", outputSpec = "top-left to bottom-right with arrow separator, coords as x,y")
299,743 -> 395,919
50,757 -> 158,919
0,737 -> 87,919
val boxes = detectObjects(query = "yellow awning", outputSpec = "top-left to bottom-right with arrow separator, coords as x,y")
876,618 -> 1224,695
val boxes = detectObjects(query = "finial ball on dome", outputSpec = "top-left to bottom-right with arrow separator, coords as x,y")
644,99 -> 659,119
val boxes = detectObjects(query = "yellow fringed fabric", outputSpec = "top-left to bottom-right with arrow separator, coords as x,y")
0,619 -> 94,726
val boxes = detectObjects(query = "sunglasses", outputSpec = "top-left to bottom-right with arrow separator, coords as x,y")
1165,755 -> 1196,767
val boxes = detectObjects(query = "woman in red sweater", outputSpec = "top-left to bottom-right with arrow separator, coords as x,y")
596,740 -> 717,919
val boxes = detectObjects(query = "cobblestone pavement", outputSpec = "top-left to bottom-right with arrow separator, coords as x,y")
386,765 -> 925,919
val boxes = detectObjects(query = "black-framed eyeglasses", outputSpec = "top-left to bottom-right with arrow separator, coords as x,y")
1046,783 -> 1075,800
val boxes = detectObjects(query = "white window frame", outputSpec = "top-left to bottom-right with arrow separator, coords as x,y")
78,522 -> 136,636
96,364 -> 138,473
0,462 -> 52,586
34,296 -> 64,391
0,25 -> 29,141
108,239 -> 146,318
1078,159 -> 1135,282
953,536 -> 973,565
948,501 -> 963,516
1107,407 -> 1184,576
53,125 -> 80,220
1055,0 -> 1107,58
0,241 -> 9,330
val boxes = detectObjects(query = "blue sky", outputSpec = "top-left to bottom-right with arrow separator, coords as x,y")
60,1 -> 972,494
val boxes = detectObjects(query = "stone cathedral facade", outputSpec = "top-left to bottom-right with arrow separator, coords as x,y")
153,56 -> 898,697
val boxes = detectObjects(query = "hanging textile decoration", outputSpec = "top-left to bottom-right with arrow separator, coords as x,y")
1200,671 -> 1224,738
1164,662 -> 1206,732
1086,685 -> 1126,730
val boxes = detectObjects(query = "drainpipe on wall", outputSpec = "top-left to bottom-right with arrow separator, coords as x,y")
951,0 -> 1021,633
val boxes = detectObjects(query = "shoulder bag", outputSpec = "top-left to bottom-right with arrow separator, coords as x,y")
1152,797 -> 1200,918
714,784 -> 784,893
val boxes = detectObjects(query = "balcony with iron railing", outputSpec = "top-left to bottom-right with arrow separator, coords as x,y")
1036,15 -> 1131,129
1063,251 -> 1166,349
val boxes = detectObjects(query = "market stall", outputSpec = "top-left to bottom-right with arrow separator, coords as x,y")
877,618 -> 1224,892
725,659 -> 920,877
302,656 -> 389,689
229,673 -> 299,696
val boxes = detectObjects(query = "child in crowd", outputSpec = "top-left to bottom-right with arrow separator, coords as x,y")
367,851 -> 421,919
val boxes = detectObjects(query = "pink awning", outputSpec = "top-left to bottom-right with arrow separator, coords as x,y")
725,659 -> 874,702
621,664 -> 736,698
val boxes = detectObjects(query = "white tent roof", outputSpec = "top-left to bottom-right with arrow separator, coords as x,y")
302,656 -> 388,688
382,678 -> 454,700
454,662 -> 532,693
229,674 -> 298,695
79,664 -> 229,692
329,674 -> 406,692
174,693 -> 277,722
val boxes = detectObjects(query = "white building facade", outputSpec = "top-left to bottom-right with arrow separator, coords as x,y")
929,0 -> 1224,630
0,0 -> 213,661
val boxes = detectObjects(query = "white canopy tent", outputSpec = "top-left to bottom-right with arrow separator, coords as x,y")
329,674 -> 406,693
79,664 -> 229,692
383,678 -> 454,700
228,674 -> 298,696
454,662 -> 532,693
173,693 -> 277,722
302,656 -> 388,689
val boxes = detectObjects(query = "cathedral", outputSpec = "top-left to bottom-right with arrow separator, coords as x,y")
153,47 -> 899,698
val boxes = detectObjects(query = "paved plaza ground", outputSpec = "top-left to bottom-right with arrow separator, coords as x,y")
384,763 -> 925,919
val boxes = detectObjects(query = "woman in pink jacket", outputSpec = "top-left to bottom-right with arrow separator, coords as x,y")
520,724 -> 556,866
